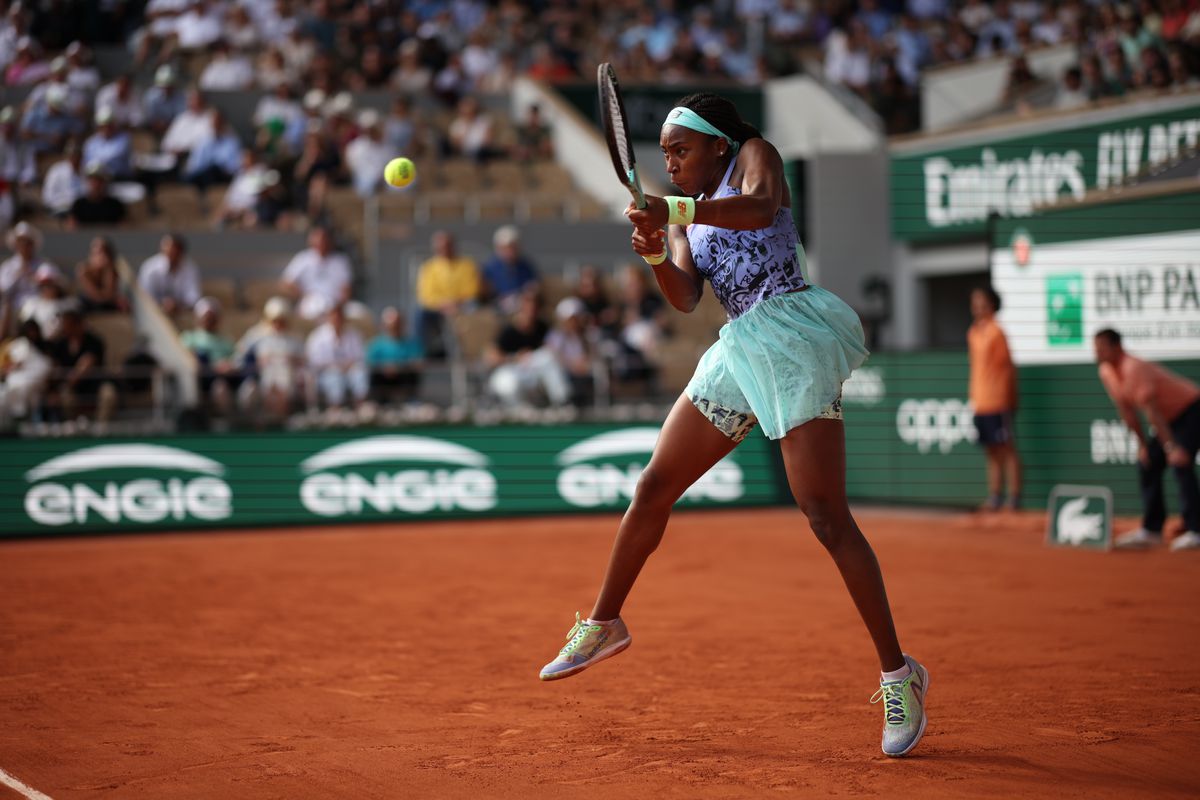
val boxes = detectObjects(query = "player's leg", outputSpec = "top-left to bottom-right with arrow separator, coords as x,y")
779,417 -> 902,670
1002,440 -> 1023,509
1168,405 -> 1200,547
983,444 -> 1004,510
539,394 -> 740,681
780,416 -> 928,757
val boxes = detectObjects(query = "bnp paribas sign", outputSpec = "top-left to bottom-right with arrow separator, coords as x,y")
890,100 -> 1200,241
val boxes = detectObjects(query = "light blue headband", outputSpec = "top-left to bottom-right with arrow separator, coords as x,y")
662,107 -> 740,156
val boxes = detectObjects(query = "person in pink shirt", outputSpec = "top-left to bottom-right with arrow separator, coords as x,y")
1095,329 -> 1200,551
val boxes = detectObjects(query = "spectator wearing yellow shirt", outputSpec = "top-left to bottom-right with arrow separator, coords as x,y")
415,230 -> 480,359
968,286 -> 1021,512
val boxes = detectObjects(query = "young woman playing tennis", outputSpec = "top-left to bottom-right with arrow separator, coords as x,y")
538,93 -> 929,757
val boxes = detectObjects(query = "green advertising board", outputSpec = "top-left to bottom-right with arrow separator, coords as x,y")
556,83 -> 764,144
0,423 -> 787,538
890,100 -> 1200,242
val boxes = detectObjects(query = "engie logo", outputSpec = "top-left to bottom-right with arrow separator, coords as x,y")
24,444 -> 232,527
896,399 -> 977,454
555,427 -> 742,508
299,435 -> 496,517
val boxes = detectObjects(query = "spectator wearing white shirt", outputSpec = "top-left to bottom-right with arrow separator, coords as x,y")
235,296 -> 304,418
215,150 -> 266,228
184,110 -> 242,198
447,95 -> 498,163
173,0 -> 223,54
95,75 -> 144,128
225,5 -> 260,52
161,88 -> 214,158
344,110 -> 391,198
137,233 -> 201,316
253,80 -> 302,131
0,317 -> 52,426
199,40 -> 255,91
824,22 -> 873,94
280,226 -> 354,321
41,140 -> 83,219
306,304 -> 369,409
134,0 -> 189,66
1,223 -> 55,338
19,264 -> 74,341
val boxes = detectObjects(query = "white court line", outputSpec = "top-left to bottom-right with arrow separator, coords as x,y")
0,767 -> 53,800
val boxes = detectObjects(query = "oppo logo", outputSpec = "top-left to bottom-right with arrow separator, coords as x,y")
24,444 -> 232,526
555,427 -> 743,508
299,435 -> 497,517
895,399 -> 977,454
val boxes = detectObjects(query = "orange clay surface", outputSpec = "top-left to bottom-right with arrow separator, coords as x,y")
1,507 -> 1199,799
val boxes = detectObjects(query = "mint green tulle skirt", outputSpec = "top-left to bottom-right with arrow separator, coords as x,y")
685,287 -> 869,441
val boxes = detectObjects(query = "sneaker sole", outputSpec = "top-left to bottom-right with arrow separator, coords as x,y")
539,635 -> 632,682
884,664 -> 930,758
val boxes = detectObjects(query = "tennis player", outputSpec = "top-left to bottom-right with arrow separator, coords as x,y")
539,93 -> 929,757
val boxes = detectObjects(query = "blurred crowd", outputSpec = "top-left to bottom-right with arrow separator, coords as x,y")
0,216 -> 675,430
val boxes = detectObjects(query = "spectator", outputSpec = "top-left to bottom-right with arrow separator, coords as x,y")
545,296 -> 595,407
384,95 -> 416,155
45,307 -> 117,425
617,264 -> 668,373
19,264 -> 74,340
1057,66 -> 1090,110
415,230 -> 480,358
173,0 -> 223,56
390,38 -> 432,94
480,225 -> 540,314
0,317 -> 52,426
68,163 -> 127,228
214,150 -> 266,228
280,225 -> 354,321
82,107 -> 133,180
344,109 -> 391,197
0,106 -> 34,225
161,89 -> 214,160
256,48 -> 297,91
198,40 -> 255,91
1,223 -> 54,338
366,306 -> 423,403
224,5 -> 259,53
306,303 -> 369,410
513,103 -> 554,163
134,0 -> 189,66
63,42 -> 99,96
486,290 -> 570,409
5,36 -> 50,86
447,95 -> 499,163
75,236 -> 130,313
183,110 -> 242,201
180,296 -> 241,415
251,169 -> 291,230
235,296 -> 304,419
574,264 -> 619,335
95,74 -> 144,128
968,286 -> 1021,512
253,82 -> 303,148
137,233 -> 201,316
824,23 -> 872,95
142,65 -> 185,138
1095,329 -> 1200,551
21,83 -> 83,155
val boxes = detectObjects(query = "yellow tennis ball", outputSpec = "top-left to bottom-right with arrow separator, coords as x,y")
384,157 -> 415,188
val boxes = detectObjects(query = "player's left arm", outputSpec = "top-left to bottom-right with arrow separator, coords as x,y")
691,138 -> 785,230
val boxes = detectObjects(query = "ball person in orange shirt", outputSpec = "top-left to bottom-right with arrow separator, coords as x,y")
1094,328 -> 1200,551
967,286 -> 1021,511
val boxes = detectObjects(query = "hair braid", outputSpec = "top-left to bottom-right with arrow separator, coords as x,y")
674,92 -> 762,145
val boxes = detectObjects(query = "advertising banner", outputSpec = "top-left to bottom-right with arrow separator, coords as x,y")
0,424 -> 786,538
890,101 -> 1200,242
991,189 -> 1200,365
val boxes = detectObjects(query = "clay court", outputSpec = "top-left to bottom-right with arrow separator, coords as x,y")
2,507 -> 1198,799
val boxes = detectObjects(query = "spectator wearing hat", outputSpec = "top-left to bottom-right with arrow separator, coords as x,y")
306,303 -> 369,410
21,82 -> 83,154
480,225 -> 540,315
83,107 -> 133,180
545,296 -> 596,406
76,236 -> 130,314
68,163 -> 127,228
28,56 -> 86,119
45,306 -> 117,425
63,42 -> 100,96
19,264 -> 74,340
95,74 -> 144,129
366,306 -> 423,403
41,139 -> 84,219
0,317 -> 52,426
142,66 -> 185,137
5,36 -> 50,86
184,110 -> 243,203
234,296 -> 304,419
0,106 -> 34,226
180,296 -> 241,415
280,225 -> 354,321
344,109 -> 391,197
137,233 -> 201,316
1,222 -> 54,338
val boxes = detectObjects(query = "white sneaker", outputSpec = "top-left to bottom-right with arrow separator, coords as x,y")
1169,531 -> 1200,552
1113,528 -> 1163,549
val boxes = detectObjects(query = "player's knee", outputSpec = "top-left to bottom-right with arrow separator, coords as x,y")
634,466 -> 679,509
798,497 -> 847,550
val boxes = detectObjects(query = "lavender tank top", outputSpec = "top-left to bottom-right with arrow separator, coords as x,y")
685,156 -> 808,319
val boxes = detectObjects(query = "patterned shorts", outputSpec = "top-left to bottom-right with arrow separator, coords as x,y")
691,394 -> 844,444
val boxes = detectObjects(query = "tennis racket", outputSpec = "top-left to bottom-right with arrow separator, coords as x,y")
597,62 -> 646,210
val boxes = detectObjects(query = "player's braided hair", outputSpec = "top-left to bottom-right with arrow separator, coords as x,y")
675,92 -> 762,146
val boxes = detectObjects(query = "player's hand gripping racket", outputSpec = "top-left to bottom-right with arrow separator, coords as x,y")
597,62 -> 646,210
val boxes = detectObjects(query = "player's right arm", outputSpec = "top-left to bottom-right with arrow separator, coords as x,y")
629,220 -> 702,313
